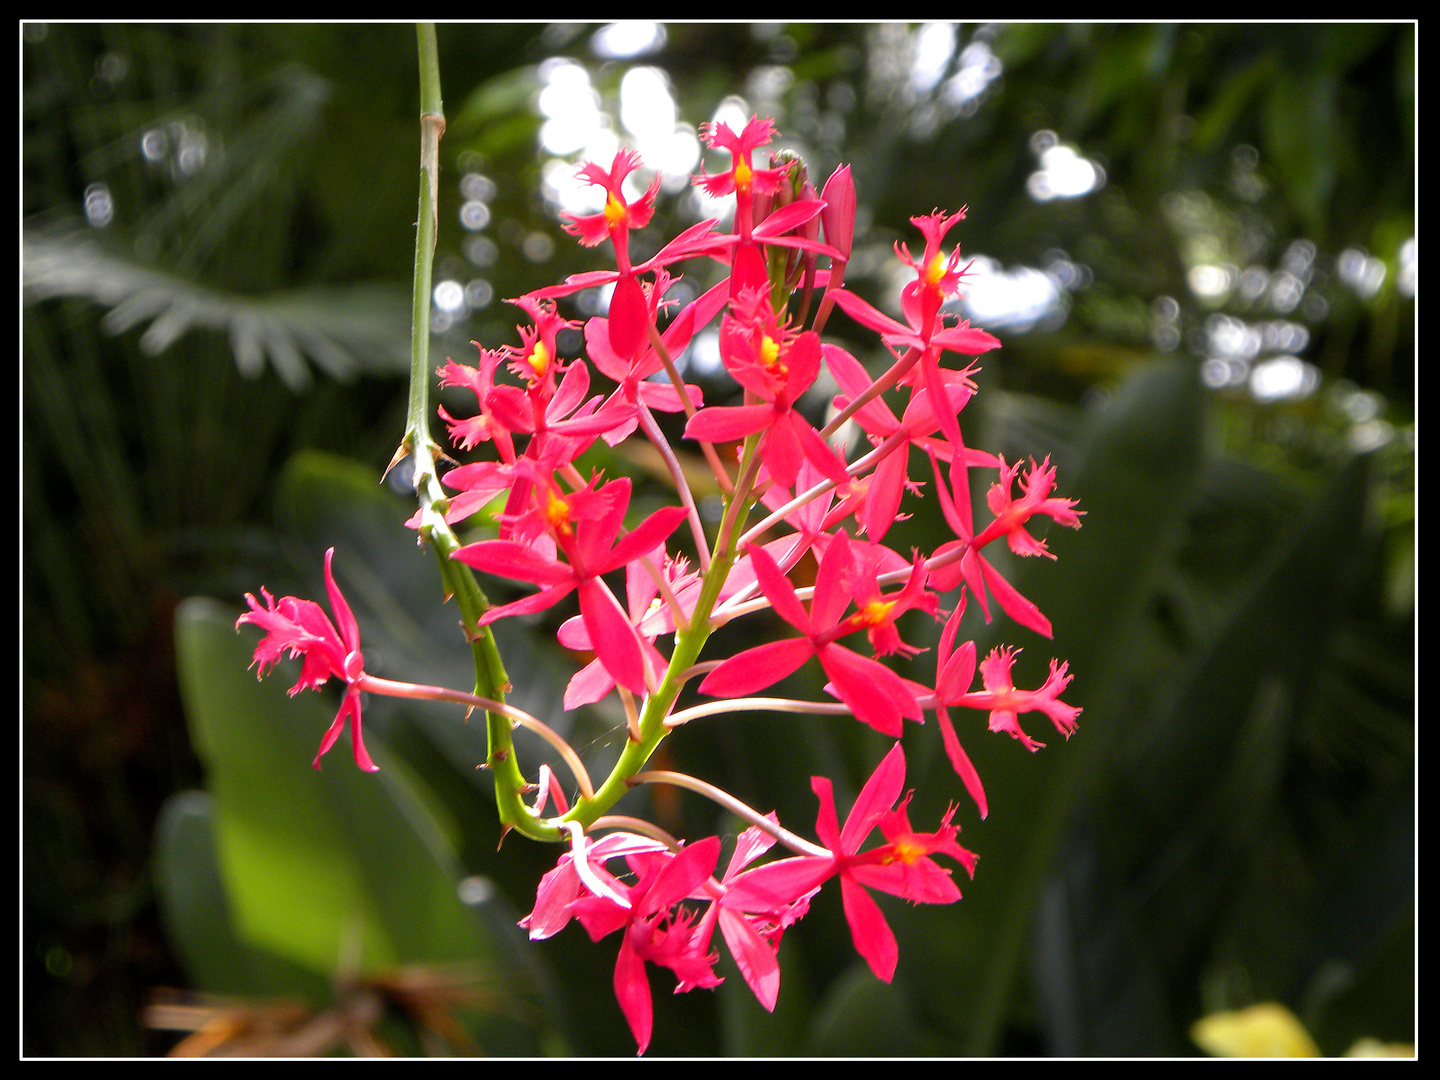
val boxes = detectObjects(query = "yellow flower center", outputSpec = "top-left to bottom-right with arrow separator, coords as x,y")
528,340 -> 551,379
924,252 -> 949,288
603,192 -> 628,228
857,599 -> 897,627
543,489 -> 573,538
733,156 -> 752,192
759,334 -> 785,376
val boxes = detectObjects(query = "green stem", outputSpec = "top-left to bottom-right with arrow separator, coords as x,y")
408,24 -> 549,843
555,433 -> 765,831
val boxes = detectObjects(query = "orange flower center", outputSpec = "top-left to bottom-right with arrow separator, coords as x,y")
885,838 -> 926,865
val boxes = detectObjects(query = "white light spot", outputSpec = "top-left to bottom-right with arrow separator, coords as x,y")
1028,143 -> 1104,200
83,182 -> 113,228
458,876 -> 495,905
910,22 -> 956,95
959,255 -> 1066,332
460,200 -> 491,230
1249,355 -> 1319,402
591,21 -> 666,59
1188,264 -> 1233,301
433,279 -> 465,314
1337,247 -> 1387,300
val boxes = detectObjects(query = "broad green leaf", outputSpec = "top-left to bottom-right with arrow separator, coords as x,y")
175,597 -> 488,979
905,359 -> 1208,1053
152,789 -> 328,1000
805,961 -> 919,1056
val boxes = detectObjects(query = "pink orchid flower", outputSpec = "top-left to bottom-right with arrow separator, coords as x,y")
828,211 -> 1000,449
724,744 -> 975,982
936,620 -> 1082,752
561,147 -> 661,359
699,531 -> 924,736
683,289 -> 848,490
452,474 -> 688,695
568,836 -> 724,1055
237,548 -> 376,772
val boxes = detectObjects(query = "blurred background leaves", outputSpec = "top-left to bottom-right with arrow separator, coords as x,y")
23,22 -> 1412,1056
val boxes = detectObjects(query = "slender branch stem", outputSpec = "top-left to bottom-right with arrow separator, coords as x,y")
357,673 -> 594,801
635,398 -> 712,571
646,320 -> 734,495
630,771 -> 831,858
665,695 -> 853,727
591,815 -> 683,851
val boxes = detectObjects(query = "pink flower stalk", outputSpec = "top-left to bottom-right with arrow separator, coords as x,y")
236,548 -> 376,772
555,546 -> 700,709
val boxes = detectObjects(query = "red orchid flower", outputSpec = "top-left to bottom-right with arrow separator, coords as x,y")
926,448 -> 1057,638
452,474 -> 688,695
699,531 -> 923,736
583,269 -> 722,445
690,815 -> 816,1013
683,289 -> 848,490
568,836 -> 724,1055
519,830 -> 670,942
693,115 -> 839,298
824,340 -> 995,543
555,545 -> 702,710
971,455 -> 1086,558
437,342 -> 516,461
722,744 -> 975,982
828,211 -> 1000,449
237,548 -> 376,772
561,147 -> 661,359
935,619 -> 1082,752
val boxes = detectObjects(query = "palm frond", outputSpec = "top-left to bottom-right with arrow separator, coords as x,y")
24,226 -> 410,392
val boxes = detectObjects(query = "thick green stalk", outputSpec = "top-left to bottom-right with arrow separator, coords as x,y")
559,433 -> 764,830
408,25 -> 549,842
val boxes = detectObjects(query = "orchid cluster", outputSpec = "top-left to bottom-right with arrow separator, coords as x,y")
238,115 -> 1083,1054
